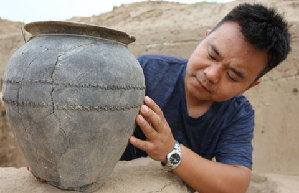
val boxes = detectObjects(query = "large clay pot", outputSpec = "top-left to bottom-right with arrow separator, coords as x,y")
2,21 -> 145,192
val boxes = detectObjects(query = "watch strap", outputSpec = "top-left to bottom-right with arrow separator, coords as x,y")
161,140 -> 182,170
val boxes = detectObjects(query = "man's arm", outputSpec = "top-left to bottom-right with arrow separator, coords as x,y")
130,96 -> 251,193
173,145 -> 251,193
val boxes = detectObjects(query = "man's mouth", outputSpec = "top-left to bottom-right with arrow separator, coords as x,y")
195,77 -> 211,93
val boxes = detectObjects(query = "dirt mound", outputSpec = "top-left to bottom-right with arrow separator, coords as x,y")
1,159 -> 299,193
1,0 -> 298,78
0,19 -> 25,80
0,19 -> 23,35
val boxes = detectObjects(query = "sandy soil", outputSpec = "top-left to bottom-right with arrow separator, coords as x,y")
1,158 -> 299,193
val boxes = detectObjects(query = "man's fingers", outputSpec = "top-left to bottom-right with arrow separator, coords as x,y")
140,104 -> 164,133
130,136 -> 152,152
136,115 -> 158,140
144,96 -> 164,118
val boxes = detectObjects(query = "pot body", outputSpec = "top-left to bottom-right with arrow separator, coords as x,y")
2,22 -> 145,192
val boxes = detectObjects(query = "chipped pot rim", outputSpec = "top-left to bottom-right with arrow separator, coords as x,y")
24,21 -> 136,45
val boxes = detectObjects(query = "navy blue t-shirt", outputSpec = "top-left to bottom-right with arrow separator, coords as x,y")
121,55 -> 254,169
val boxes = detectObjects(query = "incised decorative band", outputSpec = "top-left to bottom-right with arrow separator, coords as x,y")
2,97 -> 142,112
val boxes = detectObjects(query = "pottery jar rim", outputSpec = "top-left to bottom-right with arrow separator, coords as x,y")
24,21 -> 136,45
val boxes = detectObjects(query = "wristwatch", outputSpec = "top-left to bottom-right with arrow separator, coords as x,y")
161,140 -> 182,170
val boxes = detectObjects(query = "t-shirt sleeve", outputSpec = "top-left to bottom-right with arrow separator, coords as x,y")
137,55 -> 146,69
136,55 -> 186,109
215,97 -> 254,169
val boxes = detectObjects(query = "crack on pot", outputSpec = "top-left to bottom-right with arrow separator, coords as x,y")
17,59 -> 35,113
49,42 -> 94,115
17,48 -> 49,114
62,42 -> 95,57
56,121 -> 68,154
50,55 -> 62,115
48,54 -> 69,156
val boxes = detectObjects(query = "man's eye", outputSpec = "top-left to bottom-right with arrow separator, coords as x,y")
226,72 -> 237,82
208,53 -> 216,60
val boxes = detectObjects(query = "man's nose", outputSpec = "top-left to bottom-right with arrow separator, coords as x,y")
203,64 -> 222,84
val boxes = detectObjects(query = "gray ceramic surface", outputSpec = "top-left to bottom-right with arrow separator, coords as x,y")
2,21 -> 145,192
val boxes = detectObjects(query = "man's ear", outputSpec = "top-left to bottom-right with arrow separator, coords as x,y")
247,80 -> 261,90
205,29 -> 211,37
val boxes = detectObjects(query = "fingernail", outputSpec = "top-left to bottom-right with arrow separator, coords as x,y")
145,96 -> 151,104
130,136 -> 136,143
139,115 -> 144,123
137,115 -> 144,123
142,105 -> 148,113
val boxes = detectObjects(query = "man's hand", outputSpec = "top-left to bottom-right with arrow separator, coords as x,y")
130,96 -> 175,163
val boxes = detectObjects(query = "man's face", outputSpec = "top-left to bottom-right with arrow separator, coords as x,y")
185,22 -> 268,103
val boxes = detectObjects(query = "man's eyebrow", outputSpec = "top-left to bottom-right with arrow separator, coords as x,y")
230,67 -> 245,79
210,44 -> 245,79
211,44 -> 222,58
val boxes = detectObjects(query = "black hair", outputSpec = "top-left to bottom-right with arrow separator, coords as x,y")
213,3 -> 291,80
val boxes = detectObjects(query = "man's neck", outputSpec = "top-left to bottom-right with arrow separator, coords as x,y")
185,89 -> 214,119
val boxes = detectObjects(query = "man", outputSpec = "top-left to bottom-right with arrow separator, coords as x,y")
121,3 -> 290,193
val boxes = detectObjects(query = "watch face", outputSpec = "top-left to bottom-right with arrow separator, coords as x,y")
170,153 -> 181,165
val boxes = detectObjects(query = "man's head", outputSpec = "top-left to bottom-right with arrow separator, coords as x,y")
213,3 -> 291,80
185,3 -> 291,104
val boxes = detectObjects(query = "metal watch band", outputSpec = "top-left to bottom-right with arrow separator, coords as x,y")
161,140 -> 182,170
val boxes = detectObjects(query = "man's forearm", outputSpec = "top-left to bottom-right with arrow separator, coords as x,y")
173,145 -> 251,193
